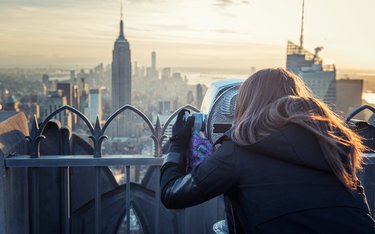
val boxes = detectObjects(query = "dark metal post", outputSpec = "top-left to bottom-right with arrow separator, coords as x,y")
62,167 -> 70,234
92,117 -> 103,234
95,167 -> 101,234
126,165 -> 131,234
31,168 -> 40,234
28,116 -> 41,234
154,168 -> 160,234
184,209 -> 190,234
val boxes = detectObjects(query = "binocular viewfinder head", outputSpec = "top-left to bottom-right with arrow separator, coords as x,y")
183,112 -> 207,132
184,79 -> 243,143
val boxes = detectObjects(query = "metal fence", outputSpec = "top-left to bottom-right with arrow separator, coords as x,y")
4,104 -> 200,234
3,104 -> 375,233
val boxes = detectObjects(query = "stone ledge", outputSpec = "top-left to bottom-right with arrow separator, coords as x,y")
0,112 -> 29,158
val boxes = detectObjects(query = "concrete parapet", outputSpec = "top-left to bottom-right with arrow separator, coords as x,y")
0,112 -> 29,234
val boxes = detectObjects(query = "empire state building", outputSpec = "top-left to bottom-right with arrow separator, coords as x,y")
111,17 -> 132,137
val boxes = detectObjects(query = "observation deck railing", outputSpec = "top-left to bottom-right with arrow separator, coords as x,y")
4,104 -> 200,234
2,104 -> 375,233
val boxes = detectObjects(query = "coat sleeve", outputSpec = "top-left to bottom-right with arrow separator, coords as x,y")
160,141 -> 237,209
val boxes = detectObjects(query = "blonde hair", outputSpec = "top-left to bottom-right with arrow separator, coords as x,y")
231,68 -> 364,189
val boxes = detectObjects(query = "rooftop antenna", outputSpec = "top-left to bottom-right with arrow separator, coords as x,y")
121,0 -> 123,20
119,0 -> 124,37
299,0 -> 305,49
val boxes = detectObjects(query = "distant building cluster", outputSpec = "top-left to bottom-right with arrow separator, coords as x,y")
0,1 -> 369,156
0,15 -> 207,155
39,67 -> 109,131
286,41 -> 364,119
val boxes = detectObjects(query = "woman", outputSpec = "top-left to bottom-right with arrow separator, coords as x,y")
160,68 -> 375,233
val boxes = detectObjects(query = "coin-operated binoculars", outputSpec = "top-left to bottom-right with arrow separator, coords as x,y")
184,79 -> 244,144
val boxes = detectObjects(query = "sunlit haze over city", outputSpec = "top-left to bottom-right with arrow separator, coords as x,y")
0,0 -> 374,72
1,1 -> 375,233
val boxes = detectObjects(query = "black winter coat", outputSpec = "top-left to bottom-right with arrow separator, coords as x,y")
160,124 -> 375,233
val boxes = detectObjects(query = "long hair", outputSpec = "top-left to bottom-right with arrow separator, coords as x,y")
231,68 -> 365,189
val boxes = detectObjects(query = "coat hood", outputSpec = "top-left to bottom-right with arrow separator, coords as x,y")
245,124 -> 332,172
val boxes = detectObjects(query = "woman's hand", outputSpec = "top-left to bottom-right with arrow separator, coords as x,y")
170,109 -> 195,149
163,109 -> 195,170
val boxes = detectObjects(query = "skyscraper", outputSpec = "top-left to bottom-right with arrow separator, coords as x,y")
287,41 -> 336,106
146,51 -> 158,80
57,82 -> 72,106
41,90 -> 72,130
196,84 -> 204,109
151,51 -> 156,71
336,78 -> 363,118
286,0 -> 336,107
111,12 -> 132,137
88,89 -> 102,123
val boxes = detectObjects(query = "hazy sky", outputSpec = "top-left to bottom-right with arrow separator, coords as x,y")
0,0 -> 374,71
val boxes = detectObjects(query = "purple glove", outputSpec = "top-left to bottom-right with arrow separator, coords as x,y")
186,130 -> 214,172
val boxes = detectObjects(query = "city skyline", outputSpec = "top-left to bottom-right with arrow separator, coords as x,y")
0,0 -> 374,71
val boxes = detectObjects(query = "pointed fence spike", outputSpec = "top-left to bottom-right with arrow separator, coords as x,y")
156,115 -> 161,127
153,115 -> 165,157
27,114 -> 42,158
30,114 -> 39,137
155,115 -> 162,135
95,116 -> 101,132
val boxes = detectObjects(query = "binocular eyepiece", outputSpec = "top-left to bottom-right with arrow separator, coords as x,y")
183,111 -> 207,132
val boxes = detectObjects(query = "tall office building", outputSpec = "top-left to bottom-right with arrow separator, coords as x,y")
70,70 -> 76,86
158,100 -> 171,114
42,74 -> 51,96
196,84 -> 204,109
41,90 -> 72,130
151,51 -> 156,71
111,12 -> 132,137
286,0 -> 336,107
336,78 -> 363,119
56,82 -> 76,127
88,89 -> 102,123
146,51 -> 158,80
161,67 -> 171,81
57,82 -> 72,106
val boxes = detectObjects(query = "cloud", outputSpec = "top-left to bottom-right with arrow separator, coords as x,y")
127,0 -> 164,2
213,29 -> 237,34
214,0 -> 249,7
146,23 -> 199,32
0,0 -> 79,8
0,0 -> 120,12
